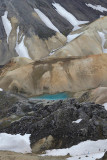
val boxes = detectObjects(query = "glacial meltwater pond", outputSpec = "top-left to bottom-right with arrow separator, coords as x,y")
30,92 -> 70,101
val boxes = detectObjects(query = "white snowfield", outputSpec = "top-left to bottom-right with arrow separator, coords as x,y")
98,31 -> 107,53
86,3 -> 107,12
1,11 -> 12,43
43,139 -> 107,160
103,103 -> 107,111
15,26 -> 31,59
0,133 -> 31,153
67,152 -> 105,160
52,3 -> 88,31
67,32 -> 83,43
34,8 -> 60,33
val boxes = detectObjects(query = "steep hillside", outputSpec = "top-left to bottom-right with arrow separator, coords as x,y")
0,0 -> 107,64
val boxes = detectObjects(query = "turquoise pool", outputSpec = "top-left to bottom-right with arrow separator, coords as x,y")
30,92 -> 69,100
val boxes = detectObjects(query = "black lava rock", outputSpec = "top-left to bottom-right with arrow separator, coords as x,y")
0,91 -> 107,151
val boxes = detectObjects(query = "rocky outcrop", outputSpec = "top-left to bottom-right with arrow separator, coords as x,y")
0,91 -> 106,153
0,54 -> 107,97
76,87 -> 107,104
89,87 -> 107,104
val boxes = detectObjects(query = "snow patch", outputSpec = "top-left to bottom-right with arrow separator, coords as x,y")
34,8 -> 59,32
52,3 -> 88,31
43,139 -> 107,160
67,32 -> 83,43
100,15 -> 104,18
16,26 -> 19,40
49,51 -> 55,56
0,133 -> 31,153
103,103 -> 107,111
49,46 -> 63,56
15,26 -> 31,59
98,31 -> 107,53
1,11 -> 12,43
72,119 -> 82,124
49,48 -> 58,56
86,4 -> 107,12
0,88 -> 3,91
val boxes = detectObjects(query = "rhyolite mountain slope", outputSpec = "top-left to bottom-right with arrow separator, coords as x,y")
1,54 -> 107,105
0,0 -> 107,64
0,0 -> 107,103
51,17 -> 107,58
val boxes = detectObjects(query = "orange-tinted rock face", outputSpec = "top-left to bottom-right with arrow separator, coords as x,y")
0,54 -> 107,97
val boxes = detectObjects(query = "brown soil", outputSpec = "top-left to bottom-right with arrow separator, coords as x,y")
0,151 -> 68,160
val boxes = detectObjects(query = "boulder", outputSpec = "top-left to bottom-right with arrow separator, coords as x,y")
32,135 -> 55,154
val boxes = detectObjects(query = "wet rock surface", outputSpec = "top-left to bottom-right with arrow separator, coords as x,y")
0,91 -> 107,153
